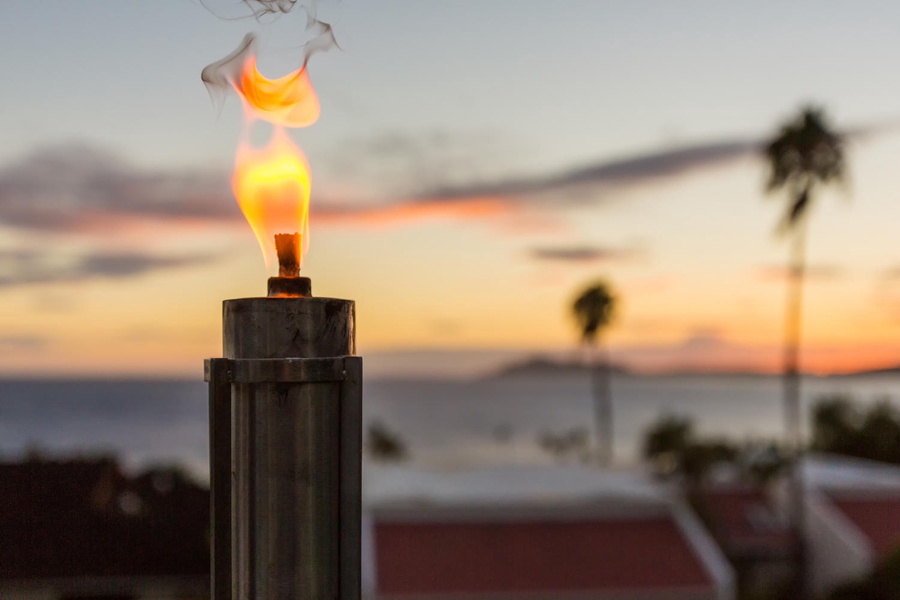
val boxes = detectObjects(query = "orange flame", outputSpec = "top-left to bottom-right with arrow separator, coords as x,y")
230,55 -> 319,269
236,57 -> 320,128
233,127 -> 311,267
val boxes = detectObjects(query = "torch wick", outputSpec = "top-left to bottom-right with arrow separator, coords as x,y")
274,233 -> 300,278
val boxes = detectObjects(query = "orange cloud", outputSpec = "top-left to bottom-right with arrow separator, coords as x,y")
312,196 -> 513,227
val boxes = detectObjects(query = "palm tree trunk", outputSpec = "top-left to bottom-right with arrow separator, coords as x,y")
591,340 -> 613,467
784,215 -> 808,597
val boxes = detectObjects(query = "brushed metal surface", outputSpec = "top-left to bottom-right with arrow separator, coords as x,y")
219,296 -> 360,600
207,359 -> 232,600
224,297 -> 354,360
232,381 -> 342,600
339,357 -> 363,599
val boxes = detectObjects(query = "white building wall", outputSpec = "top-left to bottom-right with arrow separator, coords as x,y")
672,502 -> 736,600
361,510 -> 378,600
806,492 -> 873,598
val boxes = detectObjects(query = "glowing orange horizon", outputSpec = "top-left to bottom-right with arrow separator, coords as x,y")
613,342 -> 900,376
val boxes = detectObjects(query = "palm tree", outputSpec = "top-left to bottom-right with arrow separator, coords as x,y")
572,281 -> 617,466
764,105 -> 846,596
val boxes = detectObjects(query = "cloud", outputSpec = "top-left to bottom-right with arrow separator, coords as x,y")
421,139 -> 760,204
0,121 -> 884,235
0,335 -> 49,351
529,244 -> 642,264
322,130 -> 513,198
0,144 -> 236,232
0,143 -> 517,234
0,139 -> 753,233
313,196 -> 513,227
0,142 -> 524,233
310,137 -> 766,228
0,248 -> 218,289
362,120 -> 885,218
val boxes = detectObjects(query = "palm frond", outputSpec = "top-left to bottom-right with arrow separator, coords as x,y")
763,106 -> 846,231
572,281 -> 617,345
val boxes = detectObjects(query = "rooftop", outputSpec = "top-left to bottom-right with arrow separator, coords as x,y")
364,464 -> 670,509
829,496 -> 900,559
375,517 -> 714,596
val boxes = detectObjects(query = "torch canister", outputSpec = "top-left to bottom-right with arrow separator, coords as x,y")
206,281 -> 361,600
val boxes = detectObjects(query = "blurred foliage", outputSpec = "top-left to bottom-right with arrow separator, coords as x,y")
811,395 -> 900,464
643,414 -> 693,455
537,427 -> 591,464
571,281 -> 617,346
764,106 -> 846,232
642,414 -> 693,476
741,442 -> 790,485
365,420 -> 408,463
680,439 -> 739,485
642,414 -> 788,486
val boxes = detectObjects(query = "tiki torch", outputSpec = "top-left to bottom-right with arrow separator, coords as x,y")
205,234 -> 361,600
203,42 -> 361,600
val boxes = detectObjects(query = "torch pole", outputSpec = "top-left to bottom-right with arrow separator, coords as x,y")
205,275 -> 361,600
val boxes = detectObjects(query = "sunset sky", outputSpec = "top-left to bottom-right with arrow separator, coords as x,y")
1,1 -> 900,378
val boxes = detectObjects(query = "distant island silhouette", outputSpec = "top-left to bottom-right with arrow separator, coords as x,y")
490,356 -> 900,379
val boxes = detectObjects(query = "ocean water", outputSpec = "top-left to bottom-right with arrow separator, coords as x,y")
0,373 -> 898,480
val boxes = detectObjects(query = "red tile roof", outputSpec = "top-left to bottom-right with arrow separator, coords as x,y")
831,497 -> 900,559
696,489 -> 791,556
375,517 -> 712,595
